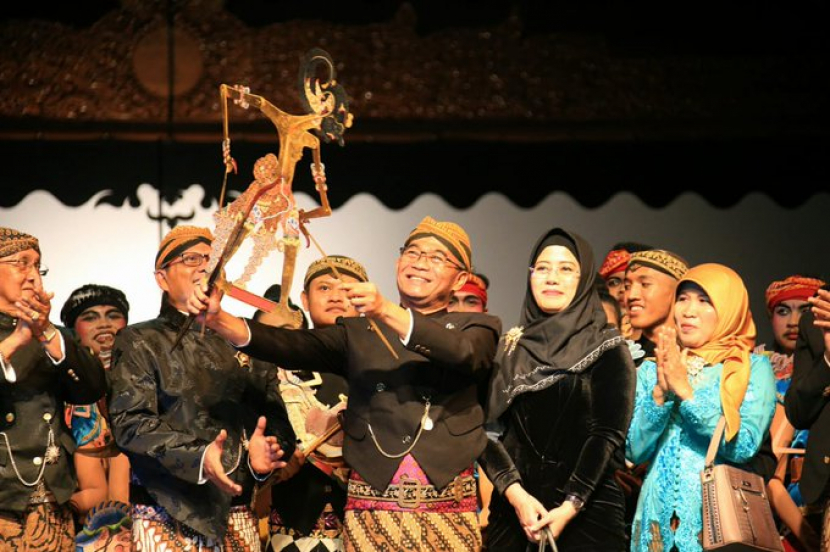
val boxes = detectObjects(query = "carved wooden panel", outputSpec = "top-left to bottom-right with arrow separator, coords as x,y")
0,1 -> 826,132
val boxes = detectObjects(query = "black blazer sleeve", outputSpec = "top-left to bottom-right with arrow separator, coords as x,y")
785,310 -> 830,430
242,319 -> 349,377
58,327 -> 107,405
108,327 -> 209,484
406,311 -> 501,375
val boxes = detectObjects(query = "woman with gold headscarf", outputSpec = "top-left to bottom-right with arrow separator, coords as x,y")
626,263 -> 776,552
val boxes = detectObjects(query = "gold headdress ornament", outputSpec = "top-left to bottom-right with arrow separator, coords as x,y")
171,48 -> 352,350
0,227 -> 39,258
628,249 -> 689,281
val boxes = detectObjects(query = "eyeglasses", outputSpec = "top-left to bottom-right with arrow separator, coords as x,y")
529,263 -> 580,280
0,258 -> 49,276
399,247 -> 463,271
165,252 -> 210,268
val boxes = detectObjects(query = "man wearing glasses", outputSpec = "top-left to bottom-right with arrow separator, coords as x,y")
107,225 -> 296,550
188,216 -> 501,551
0,227 -> 106,551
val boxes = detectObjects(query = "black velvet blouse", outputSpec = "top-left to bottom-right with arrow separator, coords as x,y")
480,342 -> 635,551
485,343 -> 634,498
480,227 -> 636,550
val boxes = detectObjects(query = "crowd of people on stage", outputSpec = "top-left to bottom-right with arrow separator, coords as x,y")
1,219 -> 828,552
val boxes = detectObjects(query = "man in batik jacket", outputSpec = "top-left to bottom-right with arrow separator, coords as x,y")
108,225 -> 296,550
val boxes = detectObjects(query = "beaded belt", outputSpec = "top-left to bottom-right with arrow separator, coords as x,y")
347,473 -> 476,510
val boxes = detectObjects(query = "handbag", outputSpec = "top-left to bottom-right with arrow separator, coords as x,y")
701,417 -> 783,552
536,526 -> 559,552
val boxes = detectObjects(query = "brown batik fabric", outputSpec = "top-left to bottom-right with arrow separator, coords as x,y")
266,502 -> 345,552
631,520 -> 668,552
0,503 -> 74,551
132,504 -> 261,551
343,510 -> 480,552
648,520 -> 665,552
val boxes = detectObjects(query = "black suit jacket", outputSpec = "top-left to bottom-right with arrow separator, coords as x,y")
784,309 -> 830,504
0,313 -> 106,513
243,309 -> 501,491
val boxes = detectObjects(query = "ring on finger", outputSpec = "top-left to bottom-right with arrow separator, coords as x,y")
31,311 -> 40,321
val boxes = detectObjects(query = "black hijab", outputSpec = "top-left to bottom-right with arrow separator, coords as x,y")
486,228 -> 623,422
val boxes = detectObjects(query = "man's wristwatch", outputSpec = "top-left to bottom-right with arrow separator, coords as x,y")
564,494 -> 585,512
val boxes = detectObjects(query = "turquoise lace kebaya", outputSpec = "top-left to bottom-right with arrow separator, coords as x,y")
626,354 -> 775,552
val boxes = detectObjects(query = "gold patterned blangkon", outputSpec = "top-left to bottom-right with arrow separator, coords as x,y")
0,228 -> 39,259
304,255 -> 369,288
405,216 -> 472,272
629,250 -> 689,281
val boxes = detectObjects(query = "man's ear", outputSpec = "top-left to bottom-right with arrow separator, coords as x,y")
154,270 -> 170,293
451,271 -> 470,293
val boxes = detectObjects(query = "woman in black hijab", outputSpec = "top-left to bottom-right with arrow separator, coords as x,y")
480,228 -> 636,551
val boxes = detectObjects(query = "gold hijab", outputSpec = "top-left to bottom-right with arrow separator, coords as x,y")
679,263 -> 756,441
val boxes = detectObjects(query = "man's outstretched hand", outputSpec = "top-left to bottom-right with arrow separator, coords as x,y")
249,416 -> 287,475
204,429 -> 243,496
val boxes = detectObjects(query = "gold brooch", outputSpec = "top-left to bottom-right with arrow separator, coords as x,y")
503,326 -> 524,356
235,351 -> 251,370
